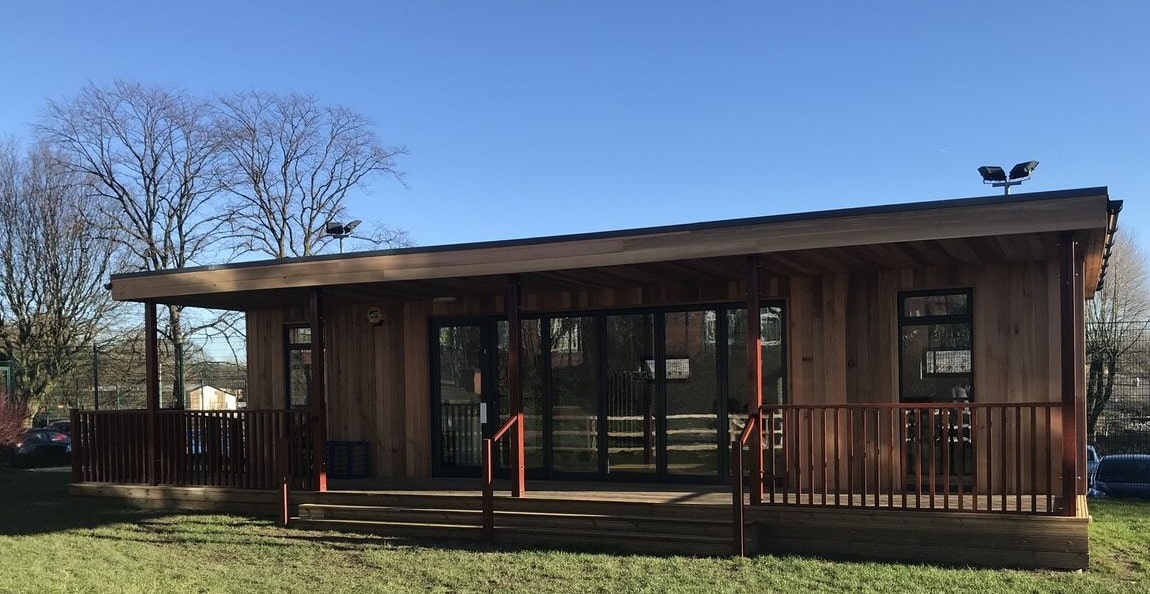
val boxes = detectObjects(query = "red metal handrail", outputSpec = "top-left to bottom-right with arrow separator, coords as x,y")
482,414 -> 520,540
731,413 -> 760,556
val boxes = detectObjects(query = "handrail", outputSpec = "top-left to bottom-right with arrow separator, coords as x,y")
731,412 -> 760,556
490,414 -> 519,443
482,414 -> 520,540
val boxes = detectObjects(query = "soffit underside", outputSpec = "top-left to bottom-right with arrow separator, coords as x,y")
158,232 -> 1075,311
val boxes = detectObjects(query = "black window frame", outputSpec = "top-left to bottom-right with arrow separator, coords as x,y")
897,288 -> 974,403
284,324 -> 312,410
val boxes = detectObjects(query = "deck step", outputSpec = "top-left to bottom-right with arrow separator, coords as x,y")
291,517 -> 482,541
493,526 -> 733,556
298,503 -> 729,536
292,500 -> 737,555
295,492 -> 730,520
290,517 -> 733,556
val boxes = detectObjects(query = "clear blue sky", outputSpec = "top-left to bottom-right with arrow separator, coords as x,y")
1,1 -> 1147,250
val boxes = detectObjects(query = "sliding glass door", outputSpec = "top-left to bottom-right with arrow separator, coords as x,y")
431,303 -> 785,482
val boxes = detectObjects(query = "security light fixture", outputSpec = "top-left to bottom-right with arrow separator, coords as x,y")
977,166 -> 1006,183
978,161 -> 1038,195
1009,160 -> 1039,180
324,219 -> 362,253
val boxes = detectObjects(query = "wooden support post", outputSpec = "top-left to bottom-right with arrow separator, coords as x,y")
507,274 -> 525,497
482,438 -> 494,540
1059,232 -> 1079,517
145,301 -> 159,486
746,256 -> 763,505
732,439 -> 745,556
310,288 -> 328,492
277,435 -> 290,527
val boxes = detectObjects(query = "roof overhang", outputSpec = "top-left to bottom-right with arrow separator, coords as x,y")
108,187 -> 1117,310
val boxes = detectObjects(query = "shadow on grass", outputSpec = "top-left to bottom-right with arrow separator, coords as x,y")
0,468 -> 185,536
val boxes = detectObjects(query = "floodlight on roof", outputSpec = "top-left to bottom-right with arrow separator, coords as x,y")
324,218 -> 361,253
977,166 -> 1007,183
977,160 -> 1038,195
1008,160 -> 1039,180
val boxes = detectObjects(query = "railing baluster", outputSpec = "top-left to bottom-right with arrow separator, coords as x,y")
1015,407 -> 1023,513
886,407 -> 894,509
833,407 -> 841,507
1001,406 -> 1008,512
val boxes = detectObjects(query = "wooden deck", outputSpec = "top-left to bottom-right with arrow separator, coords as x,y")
70,478 -> 1089,569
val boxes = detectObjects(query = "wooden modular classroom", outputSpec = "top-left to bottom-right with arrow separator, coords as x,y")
75,186 -> 1119,568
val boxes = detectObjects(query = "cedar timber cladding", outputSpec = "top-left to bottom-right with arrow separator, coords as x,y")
109,187 -> 1116,482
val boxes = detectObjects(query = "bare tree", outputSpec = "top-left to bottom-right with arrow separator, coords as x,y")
215,91 -> 407,258
0,142 -> 120,420
39,81 -> 234,406
1086,230 -> 1150,438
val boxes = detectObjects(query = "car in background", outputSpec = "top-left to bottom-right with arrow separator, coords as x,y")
1089,454 -> 1150,499
6,428 -> 71,468
48,419 -> 71,434
1086,445 -> 1101,484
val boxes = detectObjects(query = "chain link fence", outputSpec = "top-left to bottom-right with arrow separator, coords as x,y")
1088,320 -> 1150,455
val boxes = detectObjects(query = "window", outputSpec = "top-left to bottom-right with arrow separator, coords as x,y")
898,290 -> 972,403
285,325 -> 312,409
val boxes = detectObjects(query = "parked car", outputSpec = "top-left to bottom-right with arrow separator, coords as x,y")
6,428 -> 71,469
48,419 -> 71,434
1086,445 -> 1100,484
1089,454 -> 1150,499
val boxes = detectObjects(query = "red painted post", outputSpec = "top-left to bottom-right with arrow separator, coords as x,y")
746,256 -> 763,505
310,288 -> 328,492
482,438 -> 494,540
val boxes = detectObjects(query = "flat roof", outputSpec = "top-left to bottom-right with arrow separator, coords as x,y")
108,186 -> 1118,308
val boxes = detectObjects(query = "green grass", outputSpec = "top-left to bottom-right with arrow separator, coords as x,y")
1,469 -> 1148,593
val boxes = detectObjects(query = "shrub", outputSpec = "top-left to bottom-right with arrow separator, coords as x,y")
0,396 -> 27,448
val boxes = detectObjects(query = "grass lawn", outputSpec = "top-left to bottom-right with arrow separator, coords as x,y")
1,469 -> 1148,594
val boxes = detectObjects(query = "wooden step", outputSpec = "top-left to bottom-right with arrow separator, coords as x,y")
493,526 -> 733,556
298,503 -> 730,537
291,517 -> 482,541
291,517 -> 734,556
298,503 -> 478,526
296,492 -> 729,521
293,500 -> 738,555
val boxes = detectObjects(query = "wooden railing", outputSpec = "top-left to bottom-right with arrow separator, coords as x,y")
756,402 -> 1065,514
71,409 -> 314,491
731,412 -> 760,556
482,415 -> 520,539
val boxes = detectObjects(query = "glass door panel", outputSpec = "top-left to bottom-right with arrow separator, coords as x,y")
495,319 -> 545,472
435,324 -> 484,472
605,313 -> 657,476
665,310 -> 721,477
727,306 -> 787,481
550,316 -> 599,473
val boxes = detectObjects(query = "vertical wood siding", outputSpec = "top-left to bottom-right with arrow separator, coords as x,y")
242,260 -> 1065,482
